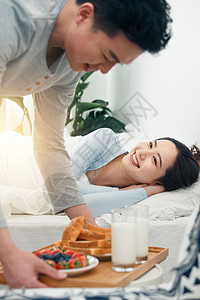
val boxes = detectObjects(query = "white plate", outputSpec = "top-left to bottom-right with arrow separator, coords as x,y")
59,255 -> 99,276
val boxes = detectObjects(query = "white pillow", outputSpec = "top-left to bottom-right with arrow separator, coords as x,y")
96,179 -> 200,226
140,179 -> 200,221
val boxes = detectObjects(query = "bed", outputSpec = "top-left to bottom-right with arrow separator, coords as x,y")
0,130 -> 200,283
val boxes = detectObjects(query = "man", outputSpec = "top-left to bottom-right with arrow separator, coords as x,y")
0,0 -> 172,288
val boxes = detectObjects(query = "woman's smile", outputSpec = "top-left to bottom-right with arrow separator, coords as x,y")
130,152 -> 140,168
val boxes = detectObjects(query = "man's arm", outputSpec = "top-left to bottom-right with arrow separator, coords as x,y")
33,86 -> 95,223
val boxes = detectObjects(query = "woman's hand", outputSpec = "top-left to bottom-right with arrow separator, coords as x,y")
143,184 -> 165,197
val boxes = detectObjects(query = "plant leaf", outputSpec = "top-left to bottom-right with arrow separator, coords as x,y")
81,71 -> 94,82
76,102 -> 110,113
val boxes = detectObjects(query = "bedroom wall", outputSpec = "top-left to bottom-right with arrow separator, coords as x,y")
81,0 -> 200,148
1,0 -> 199,148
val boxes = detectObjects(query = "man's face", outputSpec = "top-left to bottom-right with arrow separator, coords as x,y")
64,13 -> 143,73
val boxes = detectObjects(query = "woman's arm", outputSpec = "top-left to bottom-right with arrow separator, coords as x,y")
77,181 -> 119,195
119,184 -> 165,196
84,188 -> 147,218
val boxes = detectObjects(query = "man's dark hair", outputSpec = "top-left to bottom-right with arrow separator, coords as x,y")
157,137 -> 199,191
76,0 -> 172,53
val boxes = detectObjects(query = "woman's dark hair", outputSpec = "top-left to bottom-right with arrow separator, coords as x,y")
157,138 -> 199,191
76,0 -> 172,53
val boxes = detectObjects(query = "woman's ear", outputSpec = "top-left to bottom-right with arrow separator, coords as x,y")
75,3 -> 95,25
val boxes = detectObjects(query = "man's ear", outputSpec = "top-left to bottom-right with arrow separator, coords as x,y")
75,3 -> 95,24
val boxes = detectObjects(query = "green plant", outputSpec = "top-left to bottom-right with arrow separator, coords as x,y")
65,72 -> 126,136
0,96 -> 32,135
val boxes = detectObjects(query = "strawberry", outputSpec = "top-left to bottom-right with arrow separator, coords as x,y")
32,251 -> 42,258
69,258 -> 76,269
40,249 -> 52,255
64,250 -> 74,256
52,249 -> 62,255
77,256 -> 86,267
72,251 -> 83,258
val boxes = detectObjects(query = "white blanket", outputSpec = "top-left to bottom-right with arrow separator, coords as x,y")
0,131 -> 200,222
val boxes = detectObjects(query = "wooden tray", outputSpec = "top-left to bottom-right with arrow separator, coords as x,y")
0,246 -> 168,287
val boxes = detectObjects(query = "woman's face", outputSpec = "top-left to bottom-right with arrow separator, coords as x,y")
122,140 -> 178,184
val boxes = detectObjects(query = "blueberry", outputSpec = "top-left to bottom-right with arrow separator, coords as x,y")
49,255 -> 55,260
64,255 -> 71,260
41,254 -> 50,260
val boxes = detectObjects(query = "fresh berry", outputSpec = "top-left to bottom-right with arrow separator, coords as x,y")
72,251 -> 83,258
69,259 -> 76,269
41,254 -> 50,260
78,256 -> 86,267
74,259 -> 82,268
45,259 -> 56,268
40,249 -> 52,255
56,260 -> 69,269
52,249 -> 63,255
36,248 -> 89,269
63,255 -> 72,261
33,251 -> 42,258
64,250 -> 74,256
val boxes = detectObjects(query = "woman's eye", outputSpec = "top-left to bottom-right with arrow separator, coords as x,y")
104,55 -> 109,62
153,156 -> 157,166
149,142 -> 153,148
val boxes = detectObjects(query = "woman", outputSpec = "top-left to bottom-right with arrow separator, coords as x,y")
67,128 -> 199,217
0,128 -> 199,218
69,128 -> 199,191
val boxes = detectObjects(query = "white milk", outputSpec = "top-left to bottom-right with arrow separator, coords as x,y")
136,217 -> 149,257
112,222 -> 136,265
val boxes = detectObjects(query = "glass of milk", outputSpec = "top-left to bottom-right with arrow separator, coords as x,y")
128,205 -> 149,264
111,208 -> 136,272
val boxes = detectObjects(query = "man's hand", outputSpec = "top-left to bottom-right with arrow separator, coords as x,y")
0,228 -> 66,288
3,248 -> 66,288
65,204 -> 96,225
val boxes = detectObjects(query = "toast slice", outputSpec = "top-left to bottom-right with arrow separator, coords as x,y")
97,239 -> 111,248
67,239 -> 111,248
62,216 -> 86,242
86,223 -> 111,234
78,229 -> 105,240
67,240 -> 99,248
62,245 -> 111,255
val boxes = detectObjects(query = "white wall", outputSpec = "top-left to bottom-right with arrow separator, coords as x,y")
2,0 -> 199,147
82,0 -> 200,148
